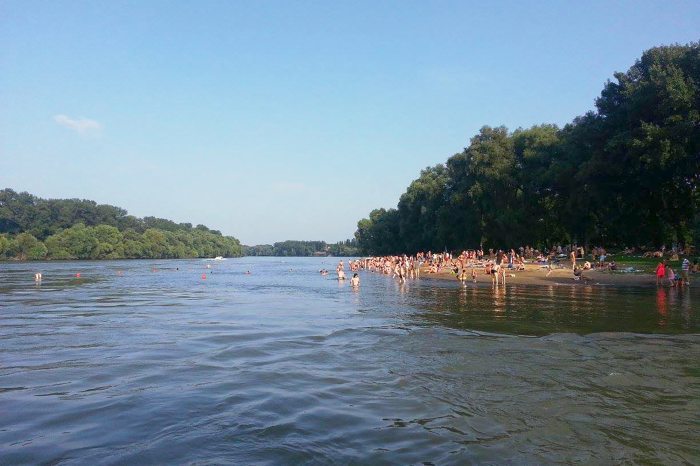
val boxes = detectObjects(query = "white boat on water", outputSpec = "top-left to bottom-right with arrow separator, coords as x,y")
203,256 -> 226,261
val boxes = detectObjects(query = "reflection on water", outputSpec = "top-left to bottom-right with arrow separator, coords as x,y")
657,288 -> 669,327
407,281 -> 696,336
0,258 -> 698,464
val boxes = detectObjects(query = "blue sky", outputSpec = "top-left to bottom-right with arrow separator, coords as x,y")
1,1 -> 698,244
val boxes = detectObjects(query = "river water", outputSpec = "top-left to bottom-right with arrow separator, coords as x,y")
1,257 -> 698,464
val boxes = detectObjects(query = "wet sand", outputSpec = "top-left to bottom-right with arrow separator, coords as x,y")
423,263 -> 659,287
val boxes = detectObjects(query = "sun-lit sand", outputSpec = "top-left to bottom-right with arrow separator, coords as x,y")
422,263 -> 658,287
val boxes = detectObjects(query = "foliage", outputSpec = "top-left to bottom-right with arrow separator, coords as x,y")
0,192 -> 242,260
355,43 -> 700,254
243,239 -> 359,257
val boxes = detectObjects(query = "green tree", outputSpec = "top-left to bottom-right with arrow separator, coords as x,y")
141,228 -> 169,258
14,232 -> 42,260
0,235 -> 8,257
397,164 -> 449,252
45,234 -> 73,259
92,225 -> 124,259
57,224 -> 99,259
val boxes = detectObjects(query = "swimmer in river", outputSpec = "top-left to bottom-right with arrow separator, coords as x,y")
338,269 -> 346,280
351,273 -> 360,287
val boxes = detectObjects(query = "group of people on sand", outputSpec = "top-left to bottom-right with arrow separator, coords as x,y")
356,248 -> 533,286
331,244 -> 698,290
656,258 -> 692,287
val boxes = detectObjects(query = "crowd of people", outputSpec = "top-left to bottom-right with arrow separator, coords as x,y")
352,248 -> 538,286
322,242 -> 699,291
656,257 -> 696,287
347,244 -> 698,288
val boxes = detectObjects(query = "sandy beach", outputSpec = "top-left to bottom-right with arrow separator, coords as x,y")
423,263 -> 659,287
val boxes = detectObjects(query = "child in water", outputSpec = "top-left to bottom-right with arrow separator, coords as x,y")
458,269 -> 467,284
666,267 -> 676,287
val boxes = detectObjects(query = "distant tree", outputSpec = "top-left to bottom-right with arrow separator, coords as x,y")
14,232 -> 44,260
0,189 -> 243,260
0,235 -> 9,257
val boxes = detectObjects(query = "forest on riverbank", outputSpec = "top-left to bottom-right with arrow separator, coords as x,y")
354,44 -> 700,255
0,189 -> 242,260
243,239 -> 359,257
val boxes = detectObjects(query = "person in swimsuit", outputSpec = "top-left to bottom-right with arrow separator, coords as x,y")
655,261 -> 666,286
666,266 -> 676,287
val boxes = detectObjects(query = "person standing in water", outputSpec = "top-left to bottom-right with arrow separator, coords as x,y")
351,273 -> 360,287
458,268 -> 467,284
681,257 -> 690,286
655,260 -> 666,286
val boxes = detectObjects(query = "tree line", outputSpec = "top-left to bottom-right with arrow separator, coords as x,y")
0,189 -> 242,260
354,44 -> 700,255
243,239 -> 359,257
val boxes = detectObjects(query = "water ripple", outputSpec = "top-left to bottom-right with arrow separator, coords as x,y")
0,258 -> 698,464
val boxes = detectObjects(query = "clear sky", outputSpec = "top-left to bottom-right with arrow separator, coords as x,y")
1,1 -> 698,244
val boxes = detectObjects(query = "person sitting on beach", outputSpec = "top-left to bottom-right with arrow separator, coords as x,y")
608,260 -> 617,271
573,266 -> 583,280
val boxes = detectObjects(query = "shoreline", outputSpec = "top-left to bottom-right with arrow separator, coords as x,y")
419,263 -> 662,288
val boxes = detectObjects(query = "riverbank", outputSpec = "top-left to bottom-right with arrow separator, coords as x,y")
422,263 -> 662,287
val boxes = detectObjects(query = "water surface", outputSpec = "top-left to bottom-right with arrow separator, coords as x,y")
1,258 -> 698,464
